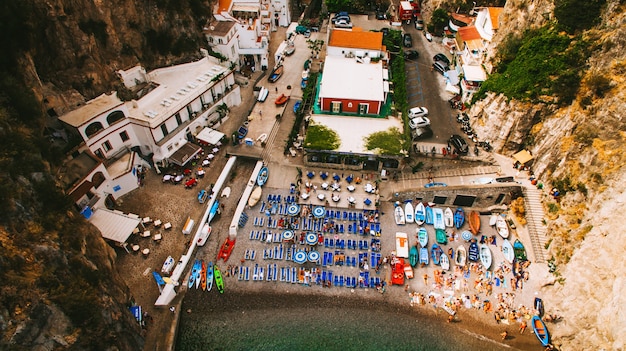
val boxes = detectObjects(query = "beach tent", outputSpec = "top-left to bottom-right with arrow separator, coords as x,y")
89,208 -> 141,251
513,150 -> 533,165
196,127 -> 225,145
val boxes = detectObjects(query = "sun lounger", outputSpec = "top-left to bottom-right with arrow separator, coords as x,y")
339,276 -> 344,287
334,275 -> 339,286
327,252 -> 333,266
291,267 -> 297,283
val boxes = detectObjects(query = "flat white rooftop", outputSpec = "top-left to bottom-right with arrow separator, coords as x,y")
310,114 -> 403,154
60,92 -> 124,127
319,56 -> 385,102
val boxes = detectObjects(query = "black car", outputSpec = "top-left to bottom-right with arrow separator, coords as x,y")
404,50 -> 419,60
403,33 -> 413,48
412,126 -> 433,141
376,11 -> 386,20
432,62 -> 449,75
448,135 -> 469,155
433,53 -> 451,66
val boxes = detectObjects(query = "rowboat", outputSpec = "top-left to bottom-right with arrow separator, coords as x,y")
217,236 -> 236,262
390,257 -> 405,286
257,86 -> 269,102
444,207 -> 454,227
200,260 -> 207,291
513,239 -> 527,261
531,315 -> 550,346
425,205 -> 434,225
293,100 -> 301,113
409,245 -> 419,267
394,205 -> 406,225
188,259 -> 201,288
419,247 -> 429,265
479,244 -> 492,269
268,65 -> 283,82
489,213 -> 498,226
257,166 -> 269,187
433,208 -> 445,229
454,207 -> 465,229
405,201 -> 414,223
431,244 -> 443,265
468,241 -> 479,262
214,265 -> 224,294
415,202 -> 426,225
495,215 -> 509,238
197,224 -> 211,246
206,261 -> 214,291
455,245 -> 467,266
440,252 -> 450,271
435,228 -> 447,244
417,227 -> 428,248
275,93 -> 289,105
469,211 -> 481,235
501,239 -> 515,264
248,186 -> 262,207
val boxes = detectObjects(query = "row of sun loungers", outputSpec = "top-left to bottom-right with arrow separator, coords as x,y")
249,230 -> 284,243
236,264 -> 383,288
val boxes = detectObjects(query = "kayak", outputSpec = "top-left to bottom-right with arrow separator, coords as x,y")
206,261 -> 214,291
214,265 -> 224,294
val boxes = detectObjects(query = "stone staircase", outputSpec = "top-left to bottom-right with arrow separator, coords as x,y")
522,187 -> 548,263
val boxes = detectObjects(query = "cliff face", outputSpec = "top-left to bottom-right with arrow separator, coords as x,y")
467,1 -> 626,349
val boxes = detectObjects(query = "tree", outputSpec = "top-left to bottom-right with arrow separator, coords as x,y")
430,9 -> 449,36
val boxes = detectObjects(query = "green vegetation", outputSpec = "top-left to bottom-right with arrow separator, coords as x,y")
475,26 -> 590,105
429,9 -> 449,35
364,127 -> 407,155
286,72 -> 318,154
554,0 -> 607,34
304,123 -> 340,150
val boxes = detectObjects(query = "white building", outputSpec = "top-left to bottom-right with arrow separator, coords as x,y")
58,56 -> 241,209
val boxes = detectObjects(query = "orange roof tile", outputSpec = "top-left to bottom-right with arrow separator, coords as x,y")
488,7 -> 503,30
458,26 -> 482,41
218,0 -> 232,13
329,30 -> 384,51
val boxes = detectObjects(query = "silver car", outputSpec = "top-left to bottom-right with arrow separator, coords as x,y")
409,116 -> 431,129
408,106 -> 429,118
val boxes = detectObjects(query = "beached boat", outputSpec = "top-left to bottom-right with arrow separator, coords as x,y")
496,215 -> 509,238
302,70 -> 309,79
489,213 -> 498,227
248,186 -> 262,207
390,258 -> 405,285
417,227 -> 428,248
479,244 -> 492,269
257,86 -> 269,102
435,229 -> 447,244
197,224 -> 211,246
444,207 -> 454,227
534,297 -> 545,317
433,208 -> 445,229
188,259 -> 201,288
425,205 -> 434,225
200,260 -> 207,291
431,244 -> 443,265
221,187 -> 231,198
394,205 -> 406,225
531,315 -> 550,347
501,239 -> 515,264
257,166 -> 269,186
268,65 -> 283,82
214,265 -> 224,294
284,41 -> 295,56
300,78 -> 307,89
395,232 -> 409,258
409,245 -> 419,267
454,207 -> 465,229
293,101 -> 302,114
415,202 -> 426,225
217,236 -> 236,262
275,93 -> 289,105
513,239 -> 527,261
419,247 -> 429,265
455,245 -> 467,266
206,261 -> 214,291
440,252 -> 450,271
468,241 -> 479,262
208,200 -> 219,223
469,211 -> 481,235
405,201 -> 414,223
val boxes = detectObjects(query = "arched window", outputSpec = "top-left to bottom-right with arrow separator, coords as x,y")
85,122 -> 104,138
91,172 -> 105,188
107,110 -> 125,125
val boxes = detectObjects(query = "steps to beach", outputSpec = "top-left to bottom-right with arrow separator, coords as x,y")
522,187 -> 548,263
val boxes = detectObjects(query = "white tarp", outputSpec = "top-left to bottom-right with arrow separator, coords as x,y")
444,70 -> 460,85
462,64 -> 487,82
445,82 -> 461,94
196,127 -> 225,145
89,208 -> 141,244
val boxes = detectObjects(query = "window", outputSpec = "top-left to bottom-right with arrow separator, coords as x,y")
208,37 -> 214,43
161,124 -> 169,137
186,105 -> 193,117
102,140 -> 112,152
331,101 -> 341,113
119,131 -> 129,142
175,113 -> 182,125
107,110 -> 125,125
231,46 -> 236,56
94,148 -> 104,159
359,103 -> 369,114
85,121 -> 104,138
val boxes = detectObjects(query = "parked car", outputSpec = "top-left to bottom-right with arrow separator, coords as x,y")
415,16 -> 424,30
404,50 -> 419,60
409,116 -> 431,129
335,19 -> 353,28
448,134 -> 469,155
424,31 -> 433,42
332,12 -> 350,23
408,106 -> 429,118
412,126 -> 434,141
432,62 -> 449,75
304,30 -> 311,38
433,53 -> 451,65
403,33 -> 413,48
376,11 -> 386,20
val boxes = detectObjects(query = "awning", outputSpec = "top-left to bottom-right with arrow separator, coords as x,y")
168,141 -> 202,166
196,127 -> 225,145
513,150 -> 533,165
89,208 -> 141,244
462,64 -> 487,82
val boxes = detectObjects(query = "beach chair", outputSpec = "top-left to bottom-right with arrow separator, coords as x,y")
343,211 -> 348,220
291,267 -> 298,283
329,238 -> 334,248
328,271 -> 333,286
334,275 -> 339,286
339,276 -> 344,287
277,195 -> 281,203
327,252 -> 334,266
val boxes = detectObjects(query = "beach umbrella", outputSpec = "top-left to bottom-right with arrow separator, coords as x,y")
308,250 -> 320,263
283,230 -> 295,241
305,232 -> 317,245
293,250 -> 307,264
346,175 -> 353,183
307,171 -> 314,179
287,203 -> 300,216
461,230 -> 473,242
320,172 -> 328,180
333,174 -> 340,181
364,198 -> 372,206
313,206 -> 325,218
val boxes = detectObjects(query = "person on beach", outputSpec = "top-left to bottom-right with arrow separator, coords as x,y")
423,273 -> 428,285
519,320 -> 527,334
447,315 -> 454,323
500,331 -> 508,340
